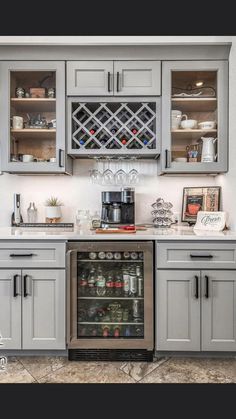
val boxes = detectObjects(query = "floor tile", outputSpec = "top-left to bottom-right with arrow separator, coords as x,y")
0,357 -> 35,383
18,356 -> 67,380
39,361 -> 136,383
120,357 -> 169,382
139,357 -> 234,384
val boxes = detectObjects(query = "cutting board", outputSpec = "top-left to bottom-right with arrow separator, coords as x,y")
95,228 -> 137,234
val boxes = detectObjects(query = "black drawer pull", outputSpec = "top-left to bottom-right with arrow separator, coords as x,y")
108,72 -> 111,92
190,254 -> 213,259
116,71 -> 120,92
10,253 -> 34,258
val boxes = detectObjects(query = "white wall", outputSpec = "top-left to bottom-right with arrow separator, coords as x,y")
0,36 -> 235,228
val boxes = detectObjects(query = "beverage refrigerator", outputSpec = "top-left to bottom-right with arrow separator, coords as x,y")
67,241 -> 154,361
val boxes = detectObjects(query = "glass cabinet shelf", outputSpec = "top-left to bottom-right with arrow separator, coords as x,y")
78,296 -> 144,300
78,322 -> 144,325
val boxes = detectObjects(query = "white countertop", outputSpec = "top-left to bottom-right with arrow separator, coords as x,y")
0,226 -> 236,241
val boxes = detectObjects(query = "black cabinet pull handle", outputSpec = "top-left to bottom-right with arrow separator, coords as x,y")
190,254 -> 213,259
116,71 -> 120,92
165,149 -> 171,168
24,275 -> 32,297
194,275 -> 199,299
10,253 -> 34,258
205,275 -> 209,298
59,149 -> 64,168
108,72 -> 111,92
13,275 -> 20,297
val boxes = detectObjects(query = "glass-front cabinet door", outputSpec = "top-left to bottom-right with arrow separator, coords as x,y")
0,61 -> 68,173
67,242 -> 153,350
161,61 -> 228,173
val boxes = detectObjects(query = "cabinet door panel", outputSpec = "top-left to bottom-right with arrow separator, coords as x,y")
156,270 -> 200,351
0,270 -> 21,349
202,270 -> 236,351
114,61 -> 161,96
22,269 -> 65,349
67,61 -> 113,96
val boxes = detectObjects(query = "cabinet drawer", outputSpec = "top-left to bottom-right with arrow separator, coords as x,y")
156,242 -> 236,269
0,242 -> 66,268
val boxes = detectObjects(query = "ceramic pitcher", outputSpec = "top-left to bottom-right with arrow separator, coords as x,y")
201,137 -> 217,162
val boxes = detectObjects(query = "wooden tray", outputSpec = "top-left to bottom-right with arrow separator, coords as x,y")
95,228 -> 137,234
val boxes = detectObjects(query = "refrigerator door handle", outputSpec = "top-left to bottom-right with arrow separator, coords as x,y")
66,250 -> 77,344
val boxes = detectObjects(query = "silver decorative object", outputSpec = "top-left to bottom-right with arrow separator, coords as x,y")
151,197 -> 173,228
15,87 -> 25,98
47,87 -> 56,98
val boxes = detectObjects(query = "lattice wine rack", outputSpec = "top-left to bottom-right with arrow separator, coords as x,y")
68,99 -> 160,157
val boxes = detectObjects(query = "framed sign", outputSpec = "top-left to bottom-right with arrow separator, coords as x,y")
182,186 -> 221,224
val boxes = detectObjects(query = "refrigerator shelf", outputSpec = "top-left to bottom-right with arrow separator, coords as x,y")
78,322 -> 144,325
77,259 -> 144,263
77,296 -> 144,300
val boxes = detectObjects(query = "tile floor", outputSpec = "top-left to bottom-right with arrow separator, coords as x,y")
1,356 -> 236,383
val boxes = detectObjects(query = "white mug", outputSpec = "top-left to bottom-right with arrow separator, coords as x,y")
22,154 -> 34,163
12,116 -> 23,130
171,110 -> 182,129
180,115 -> 197,130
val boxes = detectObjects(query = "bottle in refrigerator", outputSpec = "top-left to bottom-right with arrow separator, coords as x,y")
124,326 -> 131,337
78,272 -> 88,296
132,299 -> 141,321
106,274 -> 114,296
122,268 -> 130,296
87,268 -> 96,296
96,268 -> 106,296
138,252 -> 143,260
113,326 -> 121,337
114,273 -> 123,296
137,274 -> 143,297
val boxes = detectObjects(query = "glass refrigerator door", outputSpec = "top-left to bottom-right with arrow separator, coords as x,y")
76,250 -> 144,339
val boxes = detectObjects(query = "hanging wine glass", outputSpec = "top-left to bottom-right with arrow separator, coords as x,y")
128,157 -> 139,185
102,157 -> 114,185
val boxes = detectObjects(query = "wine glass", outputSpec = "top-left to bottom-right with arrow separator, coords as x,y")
102,158 -> 114,185
115,169 -> 127,186
90,169 -> 102,184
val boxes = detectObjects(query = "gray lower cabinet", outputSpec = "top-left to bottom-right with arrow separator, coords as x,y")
0,270 -> 21,349
157,270 -> 201,351
202,270 -> 236,351
0,269 -> 65,350
157,269 -> 236,352
22,269 -> 65,350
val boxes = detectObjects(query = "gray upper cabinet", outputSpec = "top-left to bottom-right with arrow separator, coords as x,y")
202,270 -> 236,351
0,270 -> 21,350
22,269 -> 65,350
156,270 -> 201,351
161,60 -> 228,174
0,61 -> 72,174
114,61 -> 161,96
67,61 -> 114,96
66,60 -> 161,96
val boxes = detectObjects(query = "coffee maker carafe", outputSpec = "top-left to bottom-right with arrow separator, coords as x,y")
101,188 -> 135,227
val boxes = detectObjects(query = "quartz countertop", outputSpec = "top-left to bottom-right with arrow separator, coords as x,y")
0,226 -> 235,241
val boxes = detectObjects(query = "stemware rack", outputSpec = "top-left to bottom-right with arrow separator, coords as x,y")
68,99 -> 160,158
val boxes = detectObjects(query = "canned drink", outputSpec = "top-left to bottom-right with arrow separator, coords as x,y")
138,252 -> 143,260
129,273 -> 137,295
105,252 -> 113,260
123,251 -> 130,259
89,252 -> 97,260
138,275 -> 143,297
114,252 -> 122,260
98,252 -> 106,259
133,299 -> 141,318
130,252 -> 138,260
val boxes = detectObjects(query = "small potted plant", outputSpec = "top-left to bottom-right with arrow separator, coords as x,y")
45,196 -> 63,223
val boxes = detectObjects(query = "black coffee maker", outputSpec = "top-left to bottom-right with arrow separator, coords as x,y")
101,188 -> 135,227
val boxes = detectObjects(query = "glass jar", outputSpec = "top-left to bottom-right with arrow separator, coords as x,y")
76,210 -> 91,230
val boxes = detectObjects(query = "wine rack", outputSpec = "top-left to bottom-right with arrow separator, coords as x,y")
67,98 -> 160,158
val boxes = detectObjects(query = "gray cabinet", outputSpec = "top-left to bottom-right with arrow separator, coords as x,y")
67,61 -> 113,96
157,270 -> 200,351
202,270 -> 236,351
161,60 -> 228,174
0,61 -> 72,174
114,61 -> 161,96
0,270 -> 21,349
22,269 -> 65,350
66,60 -> 161,96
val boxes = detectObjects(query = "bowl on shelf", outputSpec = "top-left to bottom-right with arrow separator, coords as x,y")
198,121 -> 216,130
180,119 -> 197,129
